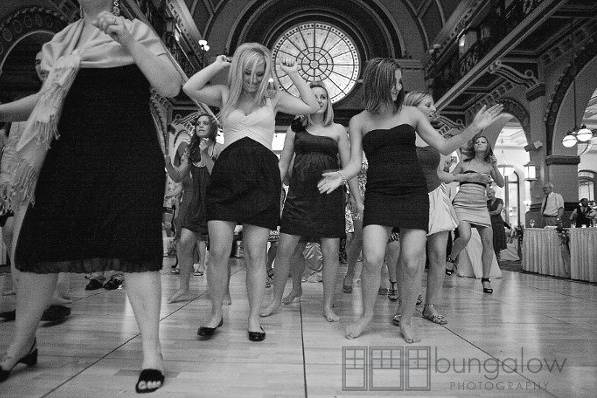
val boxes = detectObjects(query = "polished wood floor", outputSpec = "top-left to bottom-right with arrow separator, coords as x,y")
0,258 -> 596,397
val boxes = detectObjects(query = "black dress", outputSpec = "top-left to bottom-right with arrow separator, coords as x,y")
280,122 -> 345,238
15,65 -> 165,273
181,162 -> 210,237
488,198 -> 507,253
362,124 -> 428,231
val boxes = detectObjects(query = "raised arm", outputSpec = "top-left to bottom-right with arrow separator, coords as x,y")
318,115 -> 363,194
278,124 -> 296,183
0,94 -> 40,122
415,104 -> 504,155
183,55 -> 230,107
275,59 -> 319,115
337,125 -> 364,211
94,14 -> 180,97
489,155 -> 505,188
165,143 -> 190,182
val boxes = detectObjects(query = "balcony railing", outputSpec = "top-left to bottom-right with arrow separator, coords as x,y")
429,0 -> 545,100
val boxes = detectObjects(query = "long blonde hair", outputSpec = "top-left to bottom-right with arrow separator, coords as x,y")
221,43 -> 274,118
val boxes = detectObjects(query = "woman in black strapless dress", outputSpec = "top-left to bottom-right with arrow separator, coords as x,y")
261,82 -> 362,321
318,58 -> 503,343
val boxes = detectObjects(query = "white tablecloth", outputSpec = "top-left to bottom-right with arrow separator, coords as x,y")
457,229 -> 502,279
522,228 -> 570,278
569,228 -> 597,282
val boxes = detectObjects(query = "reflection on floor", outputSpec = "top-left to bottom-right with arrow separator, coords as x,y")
0,258 -> 595,397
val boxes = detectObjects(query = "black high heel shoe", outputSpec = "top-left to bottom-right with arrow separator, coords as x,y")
248,326 -> 266,342
197,318 -> 223,338
481,278 -> 493,294
0,339 -> 38,383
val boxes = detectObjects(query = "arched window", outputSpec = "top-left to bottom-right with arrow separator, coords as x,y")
506,171 -> 520,226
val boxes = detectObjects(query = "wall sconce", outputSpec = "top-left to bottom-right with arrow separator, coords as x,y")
524,161 -> 537,181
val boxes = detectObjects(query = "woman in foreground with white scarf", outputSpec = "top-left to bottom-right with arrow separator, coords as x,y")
0,0 -> 180,393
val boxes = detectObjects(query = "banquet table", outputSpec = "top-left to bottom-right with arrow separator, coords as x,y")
522,228 -> 570,278
569,228 -> 597,282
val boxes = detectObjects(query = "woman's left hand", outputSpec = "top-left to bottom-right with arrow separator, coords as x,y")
93,12 -> 133,48
489,154 -> 498,167
318,171 -> 343,194
199,138 -> 209,153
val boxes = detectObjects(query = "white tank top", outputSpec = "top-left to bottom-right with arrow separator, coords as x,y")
221,99 -> 275,150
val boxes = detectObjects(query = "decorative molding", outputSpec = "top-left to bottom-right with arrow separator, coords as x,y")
464,80 -> 514,121
545,155 -> 580,165
525,83 -> 545,101
488,59 -> 545,100
0,7 -> 67,72
46,0 -> 79,22
543,32 -> 597,155
435,115 -> 464,137
434,0 -> 562,109
540,19 -> 597,67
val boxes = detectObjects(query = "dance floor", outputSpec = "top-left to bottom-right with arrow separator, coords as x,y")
0,259 -> 596,397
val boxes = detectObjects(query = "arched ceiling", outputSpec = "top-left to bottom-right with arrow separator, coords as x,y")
183,0 -> 462,53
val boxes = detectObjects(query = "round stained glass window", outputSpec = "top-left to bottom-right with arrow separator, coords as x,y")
271,22 -> 361,103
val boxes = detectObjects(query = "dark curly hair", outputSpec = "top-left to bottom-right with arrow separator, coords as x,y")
188,113 -> 218,163
461,133 -> 494,163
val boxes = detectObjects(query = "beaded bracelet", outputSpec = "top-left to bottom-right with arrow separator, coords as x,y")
336,170 -> 348,184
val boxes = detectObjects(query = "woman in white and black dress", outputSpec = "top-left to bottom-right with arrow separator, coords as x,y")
183,43 -> 318,341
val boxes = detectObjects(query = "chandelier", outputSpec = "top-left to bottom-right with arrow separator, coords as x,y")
561,18 -> 596,148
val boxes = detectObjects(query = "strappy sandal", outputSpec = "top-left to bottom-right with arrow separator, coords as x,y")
445,256 -> 457,276
342,275 -> 353,293
135,368 -> 165,393
422,304 -> 448,325
388,281 -> 399,301
481,278 -> 493,294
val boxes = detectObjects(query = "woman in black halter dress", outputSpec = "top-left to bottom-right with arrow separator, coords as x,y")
318,58 -> 503,343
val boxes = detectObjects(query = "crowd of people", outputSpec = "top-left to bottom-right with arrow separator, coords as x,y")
0,0 -> 510,393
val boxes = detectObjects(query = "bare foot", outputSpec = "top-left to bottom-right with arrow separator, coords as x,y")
400,317 -> 421,344
248,316 -> 262,333
167,289 -> 196,304
282,289 -> 301,304
260,300 -> 281,317
345,315 -> 372,339
223,292 -> 232,306
322,307 -> 340,322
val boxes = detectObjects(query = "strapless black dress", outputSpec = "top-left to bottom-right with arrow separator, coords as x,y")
362,124 -> 429,231
280,123 -> 345,238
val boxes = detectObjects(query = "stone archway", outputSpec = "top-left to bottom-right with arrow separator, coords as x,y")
545,37 -> 597,155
